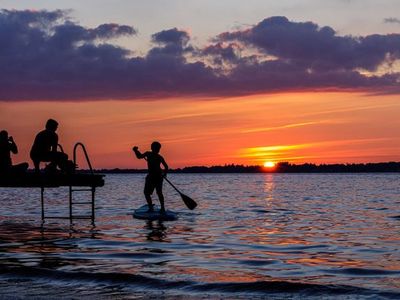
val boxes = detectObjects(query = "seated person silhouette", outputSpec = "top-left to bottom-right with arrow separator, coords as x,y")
0,130 -> 29,174
133,142 -> 169,213
30,119 -> 71,173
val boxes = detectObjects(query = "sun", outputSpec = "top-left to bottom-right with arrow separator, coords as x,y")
263,161 -> 276,168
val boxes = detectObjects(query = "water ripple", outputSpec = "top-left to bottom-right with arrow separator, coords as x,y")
0,173 -> 399,298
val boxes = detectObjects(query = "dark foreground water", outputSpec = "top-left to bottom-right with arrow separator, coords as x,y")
0,174 -> 399,299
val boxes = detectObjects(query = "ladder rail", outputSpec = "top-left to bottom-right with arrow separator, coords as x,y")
73,142 -> 94,175
72,142 -> 96,224
41,142 -> 98,225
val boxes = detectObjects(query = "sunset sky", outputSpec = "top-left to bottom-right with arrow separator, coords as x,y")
1,1 -> 400,168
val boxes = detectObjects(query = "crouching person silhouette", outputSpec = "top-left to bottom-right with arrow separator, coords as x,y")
0,130 -> 29,174
30,119 -> 74,174
133,142 -> 168,213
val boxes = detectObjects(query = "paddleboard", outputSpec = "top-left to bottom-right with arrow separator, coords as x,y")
133,204 -> 178,221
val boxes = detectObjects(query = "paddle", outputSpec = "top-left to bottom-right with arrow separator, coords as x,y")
163,176 -> 197,210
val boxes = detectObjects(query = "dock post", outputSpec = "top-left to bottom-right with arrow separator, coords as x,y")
69,186 -> 73,223
91,186 -> 95,225
41,187 -> 45,222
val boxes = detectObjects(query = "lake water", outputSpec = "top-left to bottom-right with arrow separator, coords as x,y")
0,173 -> 399,299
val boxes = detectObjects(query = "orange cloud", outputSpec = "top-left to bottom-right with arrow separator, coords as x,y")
239,138 -> 393,163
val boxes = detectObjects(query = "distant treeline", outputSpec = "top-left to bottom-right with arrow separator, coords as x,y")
97,162 -> 400,173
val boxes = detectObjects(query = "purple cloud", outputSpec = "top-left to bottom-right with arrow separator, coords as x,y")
202,42 -> 240,65
152,28 -> 190,46
384,17 -> 400,25
147,28 -> 194,59
217,16 -> 400,72
0,11 -> 399,101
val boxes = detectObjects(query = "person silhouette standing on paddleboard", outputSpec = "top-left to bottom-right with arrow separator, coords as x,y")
133,141 -> 169,213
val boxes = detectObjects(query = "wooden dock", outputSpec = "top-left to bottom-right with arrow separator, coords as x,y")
0,172 -> 104,188
0,172 -> 105,224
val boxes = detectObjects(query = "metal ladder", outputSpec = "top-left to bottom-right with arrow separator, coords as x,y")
40,142 -> 97,225
68,142 -> 96,224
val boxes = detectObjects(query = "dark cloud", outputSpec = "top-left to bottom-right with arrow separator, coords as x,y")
217,16 -> 400,72
147,28 -> 194,59
152,28 -> 190,46
0,10 -> 399,101
202,43 -> 239,64
211,16 -> 400,94
384,17 -> 400,24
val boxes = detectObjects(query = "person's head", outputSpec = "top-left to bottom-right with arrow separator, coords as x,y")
151,141 -> 161,153
0,130 -> 8,142
45,119 -> 58,131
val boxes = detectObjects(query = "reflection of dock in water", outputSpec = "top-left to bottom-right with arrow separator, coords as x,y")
0,143 -> 105,224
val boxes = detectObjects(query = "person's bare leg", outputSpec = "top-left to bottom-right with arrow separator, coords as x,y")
144,176 -> 154,212
145,193 -> 154,212
156,188 -> 165,213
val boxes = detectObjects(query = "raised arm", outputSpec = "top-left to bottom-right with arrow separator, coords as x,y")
132,146 -> 146,159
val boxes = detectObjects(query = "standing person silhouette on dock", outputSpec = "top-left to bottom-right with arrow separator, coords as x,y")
30,119 -> 71,174
133,142 -> 169,213
0,130 -> 28,174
